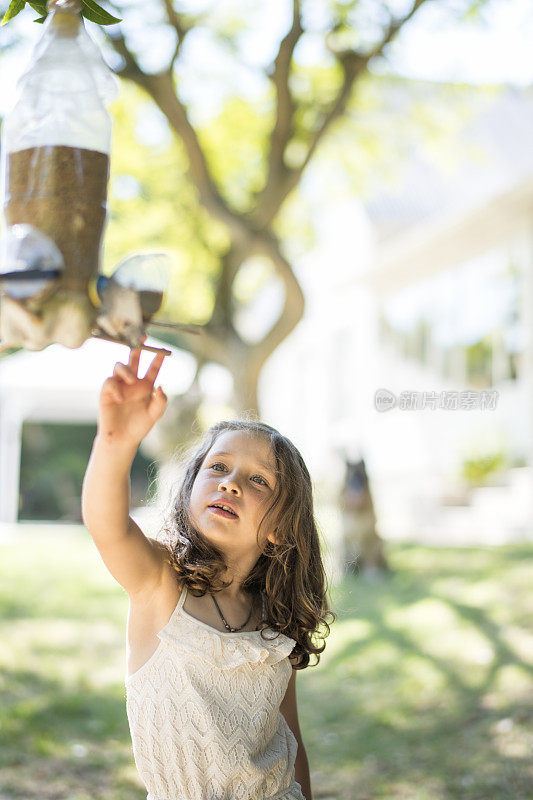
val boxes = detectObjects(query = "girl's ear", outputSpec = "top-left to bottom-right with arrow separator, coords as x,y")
267,528 -> 281,546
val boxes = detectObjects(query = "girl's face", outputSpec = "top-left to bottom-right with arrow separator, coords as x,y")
189,429 -> 279,548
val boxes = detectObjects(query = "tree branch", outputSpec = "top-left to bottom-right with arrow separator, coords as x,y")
209,243 -> 244,334
185,231 -> 304,376
258,0 -> 303,209
250,232 -> 305,367
157,318 -> 238,368
161,0 -> 190,71
106,28 -> 149,85
368,0 -> 431,60
105,32 -> 250,242
294,0 -> 434,189
252,0 -> 433,228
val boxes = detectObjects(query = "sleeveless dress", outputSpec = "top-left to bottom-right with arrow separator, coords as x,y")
125,584 -> 306,800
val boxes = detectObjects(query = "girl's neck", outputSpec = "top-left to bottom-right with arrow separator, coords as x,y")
213,586 -> 254,603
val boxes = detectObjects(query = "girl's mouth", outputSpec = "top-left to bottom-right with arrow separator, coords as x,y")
208,505 -> 239,519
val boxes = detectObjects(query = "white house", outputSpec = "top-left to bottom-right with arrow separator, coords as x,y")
260,82 -> 533,545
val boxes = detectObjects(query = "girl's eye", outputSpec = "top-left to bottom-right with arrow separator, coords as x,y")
211,462 -> 268,486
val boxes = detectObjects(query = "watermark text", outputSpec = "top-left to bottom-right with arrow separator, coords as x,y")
374,388 -> 498,412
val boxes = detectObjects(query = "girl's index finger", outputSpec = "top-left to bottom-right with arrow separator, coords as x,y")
128,334 -> 146,376
128,344 -> 142,377
143,350 -> 167,386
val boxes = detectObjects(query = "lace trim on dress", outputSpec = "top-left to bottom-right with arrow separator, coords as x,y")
156,586 -> 296,670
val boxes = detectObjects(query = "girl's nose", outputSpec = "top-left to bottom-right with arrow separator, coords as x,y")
218,475 -> 240,495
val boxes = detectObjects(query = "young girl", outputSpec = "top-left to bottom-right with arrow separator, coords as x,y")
81,337 -> 335,800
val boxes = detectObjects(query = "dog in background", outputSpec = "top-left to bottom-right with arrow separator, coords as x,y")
340,459 -> 388,576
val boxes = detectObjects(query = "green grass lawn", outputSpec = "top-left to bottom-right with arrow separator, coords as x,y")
0,529 -> 531,800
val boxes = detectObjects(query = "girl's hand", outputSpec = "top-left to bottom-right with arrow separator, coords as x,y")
98,335 -> 169,447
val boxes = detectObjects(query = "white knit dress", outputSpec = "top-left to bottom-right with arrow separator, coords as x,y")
125,583 -> 306,800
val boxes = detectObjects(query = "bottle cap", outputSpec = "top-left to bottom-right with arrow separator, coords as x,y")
46,0 -> 82,13
46,0 -> 82,36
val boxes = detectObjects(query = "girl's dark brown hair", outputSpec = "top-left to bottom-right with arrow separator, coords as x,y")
159,419 -> 336,669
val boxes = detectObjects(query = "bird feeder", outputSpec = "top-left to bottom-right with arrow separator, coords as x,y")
0,0 -> 118,349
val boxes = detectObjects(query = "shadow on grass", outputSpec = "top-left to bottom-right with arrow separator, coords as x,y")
301,544 -> 533,799
0,665 -> 143,800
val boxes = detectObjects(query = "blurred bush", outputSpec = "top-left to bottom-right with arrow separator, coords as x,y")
19,422 -> 152,522
460,449 -> 507,487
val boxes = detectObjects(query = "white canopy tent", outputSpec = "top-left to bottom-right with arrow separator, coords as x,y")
0,336 -> 197,523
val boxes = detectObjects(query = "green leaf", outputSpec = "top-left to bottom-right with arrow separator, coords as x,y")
2,0 -> 122,26
80,0 -> 121,25
27,0 -> 47,15
1,0 -> 26,26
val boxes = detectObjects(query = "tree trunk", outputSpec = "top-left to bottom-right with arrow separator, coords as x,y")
232,355 -> 262,416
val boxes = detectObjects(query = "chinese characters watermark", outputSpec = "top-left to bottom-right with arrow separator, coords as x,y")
374,388 -> 499,412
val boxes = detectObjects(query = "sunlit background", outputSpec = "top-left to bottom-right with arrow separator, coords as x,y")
1,0 -> 532,557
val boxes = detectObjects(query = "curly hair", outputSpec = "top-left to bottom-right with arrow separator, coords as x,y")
158,419 -> 336,669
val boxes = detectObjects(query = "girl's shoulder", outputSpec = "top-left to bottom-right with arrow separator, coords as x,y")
148,538 -> 186,591
134,556 -> 183,607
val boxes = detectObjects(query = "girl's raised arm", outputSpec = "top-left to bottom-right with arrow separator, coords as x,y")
81,339 -> 169,598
